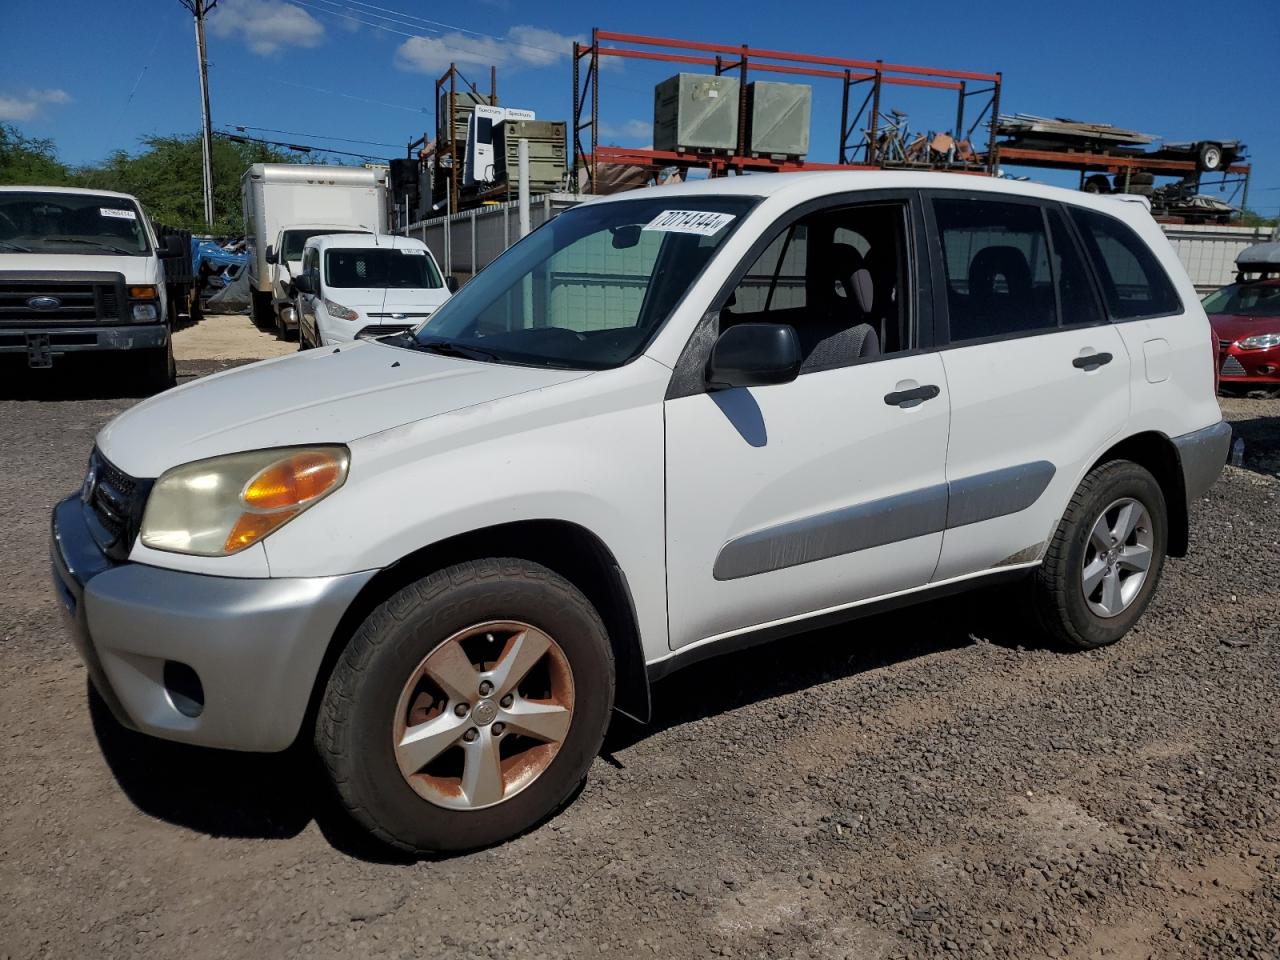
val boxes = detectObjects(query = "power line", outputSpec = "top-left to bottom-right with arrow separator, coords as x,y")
294,0 -> 574,63
225,124 -> 401,149
218,130 -> 390,163
268,78 -> 427,114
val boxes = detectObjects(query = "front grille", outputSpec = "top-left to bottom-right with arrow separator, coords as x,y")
1221,355 -> 1247,377
0,276 -> 124,326
84,449 -> 150,560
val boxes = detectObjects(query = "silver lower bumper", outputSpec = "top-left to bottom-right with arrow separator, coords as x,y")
1172,419 -> 1232,505
0,324 -> 168,355
51,495 -> 375,752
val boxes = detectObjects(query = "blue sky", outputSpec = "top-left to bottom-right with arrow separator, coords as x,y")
2,0 -> 1278,214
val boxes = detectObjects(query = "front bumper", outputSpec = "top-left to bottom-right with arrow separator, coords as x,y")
1171,420 -> 1232,505
0,324 -> 167,356
1219,345 -> 1280,385
50,494 -> 375,752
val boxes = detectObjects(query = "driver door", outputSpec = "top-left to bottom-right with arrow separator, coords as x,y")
663,193 -> 951,649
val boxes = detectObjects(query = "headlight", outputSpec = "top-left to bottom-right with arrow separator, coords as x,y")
140,446 -> 349,556
131,303 -> 158,321
324,298 -> 359,321
1238,333 -> 1280,351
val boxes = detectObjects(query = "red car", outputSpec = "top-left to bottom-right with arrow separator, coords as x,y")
1203,278 -> 1280,394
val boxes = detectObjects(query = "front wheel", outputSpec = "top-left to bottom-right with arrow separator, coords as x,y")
135,336 -> 176,394
1032,460 -> 1168,650
316,559 -> 615,854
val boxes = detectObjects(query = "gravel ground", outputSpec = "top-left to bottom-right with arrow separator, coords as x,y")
0,334 -> 1277,960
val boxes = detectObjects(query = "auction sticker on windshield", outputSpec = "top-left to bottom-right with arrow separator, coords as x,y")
643,210 -> 736,236
100,208 -> 136,220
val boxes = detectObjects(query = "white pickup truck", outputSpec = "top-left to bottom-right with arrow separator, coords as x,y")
0,186 -> 184,386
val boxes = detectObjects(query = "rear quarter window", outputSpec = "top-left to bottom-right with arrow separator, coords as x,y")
1068,206 -> 1182,320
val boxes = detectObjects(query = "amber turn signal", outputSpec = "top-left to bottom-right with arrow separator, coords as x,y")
129,285 -> 158,299
242,450 -> 345,511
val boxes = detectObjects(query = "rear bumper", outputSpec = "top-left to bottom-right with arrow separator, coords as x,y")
50,494 -> 375,752
0,324 -> 167,355
1172,420 -> 1232,504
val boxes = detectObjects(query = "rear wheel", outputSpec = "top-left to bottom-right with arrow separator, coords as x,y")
1032,460 -> 1167,650
315,559 -> 614,854
251,290 -> 273,327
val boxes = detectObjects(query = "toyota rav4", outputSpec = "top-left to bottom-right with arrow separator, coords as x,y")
51,172 -> 1230,854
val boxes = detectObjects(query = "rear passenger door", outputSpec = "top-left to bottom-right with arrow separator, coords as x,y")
925,193 -> 1131,581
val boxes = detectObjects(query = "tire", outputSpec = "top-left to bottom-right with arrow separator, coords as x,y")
316,559 -> 615,855
1082,174 -> 1111,195
1197,141 -> 1223,172
251,290 -> 273,327
136,335 -> 176,394
1032,460 -> 1168,650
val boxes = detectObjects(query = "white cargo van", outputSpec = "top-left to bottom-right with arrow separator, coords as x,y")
241,164 -> 387,336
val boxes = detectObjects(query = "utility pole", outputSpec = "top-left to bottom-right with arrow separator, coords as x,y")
180,0 -> 217,228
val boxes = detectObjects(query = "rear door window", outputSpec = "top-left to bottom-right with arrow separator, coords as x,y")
1068,207 -> 1181,320
933,197 -> 1055,342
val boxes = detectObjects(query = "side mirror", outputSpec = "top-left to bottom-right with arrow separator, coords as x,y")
264,245 -> 277,265
445,275 -> 459,293
157,234 -> 185,260
293,274 -> 314,295
706,322 -> 801,390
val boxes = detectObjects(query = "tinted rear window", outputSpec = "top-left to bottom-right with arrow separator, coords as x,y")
1068,207 -> 1181,319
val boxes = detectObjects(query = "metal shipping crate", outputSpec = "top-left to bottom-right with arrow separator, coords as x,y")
494,120 -> 568,191
747,81 -> 811,158
653,73 -> 739,153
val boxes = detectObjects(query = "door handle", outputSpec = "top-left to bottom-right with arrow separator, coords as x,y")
1072,352 -> 1113,370
883,384 -> 941,408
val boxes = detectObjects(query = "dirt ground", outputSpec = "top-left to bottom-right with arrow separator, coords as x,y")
0,320 -> 1277,960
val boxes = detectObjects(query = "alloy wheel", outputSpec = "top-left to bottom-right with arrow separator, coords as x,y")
1081,497 -> 1154,618
392,620 -> 575,810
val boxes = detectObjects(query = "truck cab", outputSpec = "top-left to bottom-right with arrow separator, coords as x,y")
0,186 -> 183,388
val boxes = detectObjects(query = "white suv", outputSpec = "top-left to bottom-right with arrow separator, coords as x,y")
51,172 -> 1229,854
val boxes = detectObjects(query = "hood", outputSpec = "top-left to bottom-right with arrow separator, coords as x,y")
96,340 -> 590,477
328,287 -> 452,312
1209,312 -> 1280,342
0,252 -> 158,283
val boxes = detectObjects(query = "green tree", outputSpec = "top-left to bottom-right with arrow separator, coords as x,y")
79,133 -> 302,234
0,123 -> 74,185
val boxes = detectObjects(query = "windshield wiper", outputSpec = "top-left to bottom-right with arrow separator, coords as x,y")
413,338 -> 501,363
49,238 -> 135,255
0,240 -> 33,252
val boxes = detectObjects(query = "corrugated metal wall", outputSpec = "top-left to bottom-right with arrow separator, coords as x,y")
407,195 -> 1273,301
1160,223 -> 1273,294
405,194 -> 580,282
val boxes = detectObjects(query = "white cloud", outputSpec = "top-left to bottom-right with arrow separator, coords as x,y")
394,24 -> 581,75
0,88 -> 71,122
208,0 -> 325,56
598,119 -> 651,143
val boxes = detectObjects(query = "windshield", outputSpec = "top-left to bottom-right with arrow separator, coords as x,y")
0,191 -> 149,255
1203,283 -> 1280,318
282,229 -> 362,259
325,247 -> 442,289
407,196 -> 756,370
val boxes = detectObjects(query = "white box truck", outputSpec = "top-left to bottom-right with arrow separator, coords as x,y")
241,164 -> 387,337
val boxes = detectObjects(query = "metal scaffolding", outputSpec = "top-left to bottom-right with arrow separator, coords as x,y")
571,29 -> 1002,193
